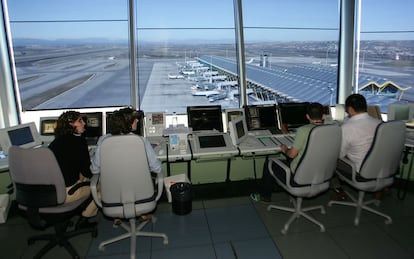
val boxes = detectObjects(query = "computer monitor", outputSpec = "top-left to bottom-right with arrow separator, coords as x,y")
330,104 -> 346,123
187,105 -> 223,132
244,105 -> 280,134
228,116 -> 248,145
198,134 -> 227,148
279,102 -> 310,130
39,117 -> 58,144
40,118 -> 58,136
145,112 -> 166,137
367,105 -> 382,120
0,122 -> 42,154
223,108 -> 244,132
387,103 -> 414,121
82,112 -> 103,145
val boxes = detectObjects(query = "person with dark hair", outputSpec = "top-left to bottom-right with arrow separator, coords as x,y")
91,108 -> 161,175
340,93 -> 381,171
251,102 -> 325,202
331,93 -> 382,200
49,111 -> 98,228
90,108 -> 161,223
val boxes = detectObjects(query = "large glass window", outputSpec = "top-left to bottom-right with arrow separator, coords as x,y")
356,0 -> 414,112
8,0 -> 130,110
136,0 -> 236,114
7,0 -> 412,116
242,0 -> 340,106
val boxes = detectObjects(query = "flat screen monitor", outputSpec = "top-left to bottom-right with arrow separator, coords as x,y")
40,118 -> 58,136
367,105 -> 382,120
228,116 -> 248,145
187,105 -> 223,132
330,104 -> 346,123
279,102 -> 310,129
0,122 -> 42,154
387,103 -> 414,121
39,117 -> 58,144
82,112 -> 103,145
145,112 -> 166,137
224,108 -> 244,132
198,134 -> 226,148
244,105 -> 280,134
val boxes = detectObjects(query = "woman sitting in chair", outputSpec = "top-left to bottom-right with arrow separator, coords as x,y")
49,111 -> 98,228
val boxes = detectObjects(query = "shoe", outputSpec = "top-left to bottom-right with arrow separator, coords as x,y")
113,218 -> 122,226
250,193 -> 271,203
375,187 -> 389,200
139,214 -> 153,222
75,217 -> 97,229
331,187 -> 348,201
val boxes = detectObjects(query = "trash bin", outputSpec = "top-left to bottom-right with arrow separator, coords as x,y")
170,182 -> 192,215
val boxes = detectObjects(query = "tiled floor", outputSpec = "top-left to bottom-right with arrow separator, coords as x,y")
1,184 -> 414,259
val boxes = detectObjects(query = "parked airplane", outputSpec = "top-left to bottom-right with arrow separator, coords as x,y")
168,73 -> 184,79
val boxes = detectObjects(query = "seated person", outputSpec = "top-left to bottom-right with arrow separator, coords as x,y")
332,94 -> 382,200
90,108 -> 162,223
251,102 -> 325,202
49,111 -> 98,228
91,107 -> 161,175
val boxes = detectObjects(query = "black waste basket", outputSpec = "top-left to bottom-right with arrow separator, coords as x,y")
170,182 -> 192,215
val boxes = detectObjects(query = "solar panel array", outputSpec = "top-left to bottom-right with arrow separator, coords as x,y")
198,55 -> 405,112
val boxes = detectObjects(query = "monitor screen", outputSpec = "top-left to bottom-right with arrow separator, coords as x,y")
330,104 -> 346,122
387,103 -> 413,121
144,112 -> 165,137
224,108 -> 244,132
40,119 -> 58,136
279,102 -> 310,129
187,105 -> 223,132
0,122 -> 42,154
8,127 -> 34,146
229,116 -> 248,145
198,135 -> 226,148
82,112 -> 103,145
151,113 -> 164,125
244,105 -> 280,134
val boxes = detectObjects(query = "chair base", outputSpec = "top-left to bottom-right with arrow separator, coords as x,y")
99,216 -> 168,259
267,196 -> 326,235
28,222 -> 97,259
328,190 -> 392,226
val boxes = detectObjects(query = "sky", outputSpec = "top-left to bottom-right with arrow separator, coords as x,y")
5,0 -> 414,42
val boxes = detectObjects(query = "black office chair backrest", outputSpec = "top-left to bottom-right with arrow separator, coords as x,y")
8,146 -> 66,208
293,124 -> 342,185
359,120 -> 406,180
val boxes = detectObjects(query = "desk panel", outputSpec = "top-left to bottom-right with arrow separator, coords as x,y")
190,132 -> 238,160
238,134 -> 294,157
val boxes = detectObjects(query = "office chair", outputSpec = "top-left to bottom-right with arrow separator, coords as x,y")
328,120 -> 406,226
8,146 -> 97,259
90,134 -> 168,259
267,124 -> 341,234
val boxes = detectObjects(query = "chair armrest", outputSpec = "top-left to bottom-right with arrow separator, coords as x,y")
155,173 -> 164,202
67,181 -> 90,195
90,175 -> 102,208
268,157 -> 292,185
